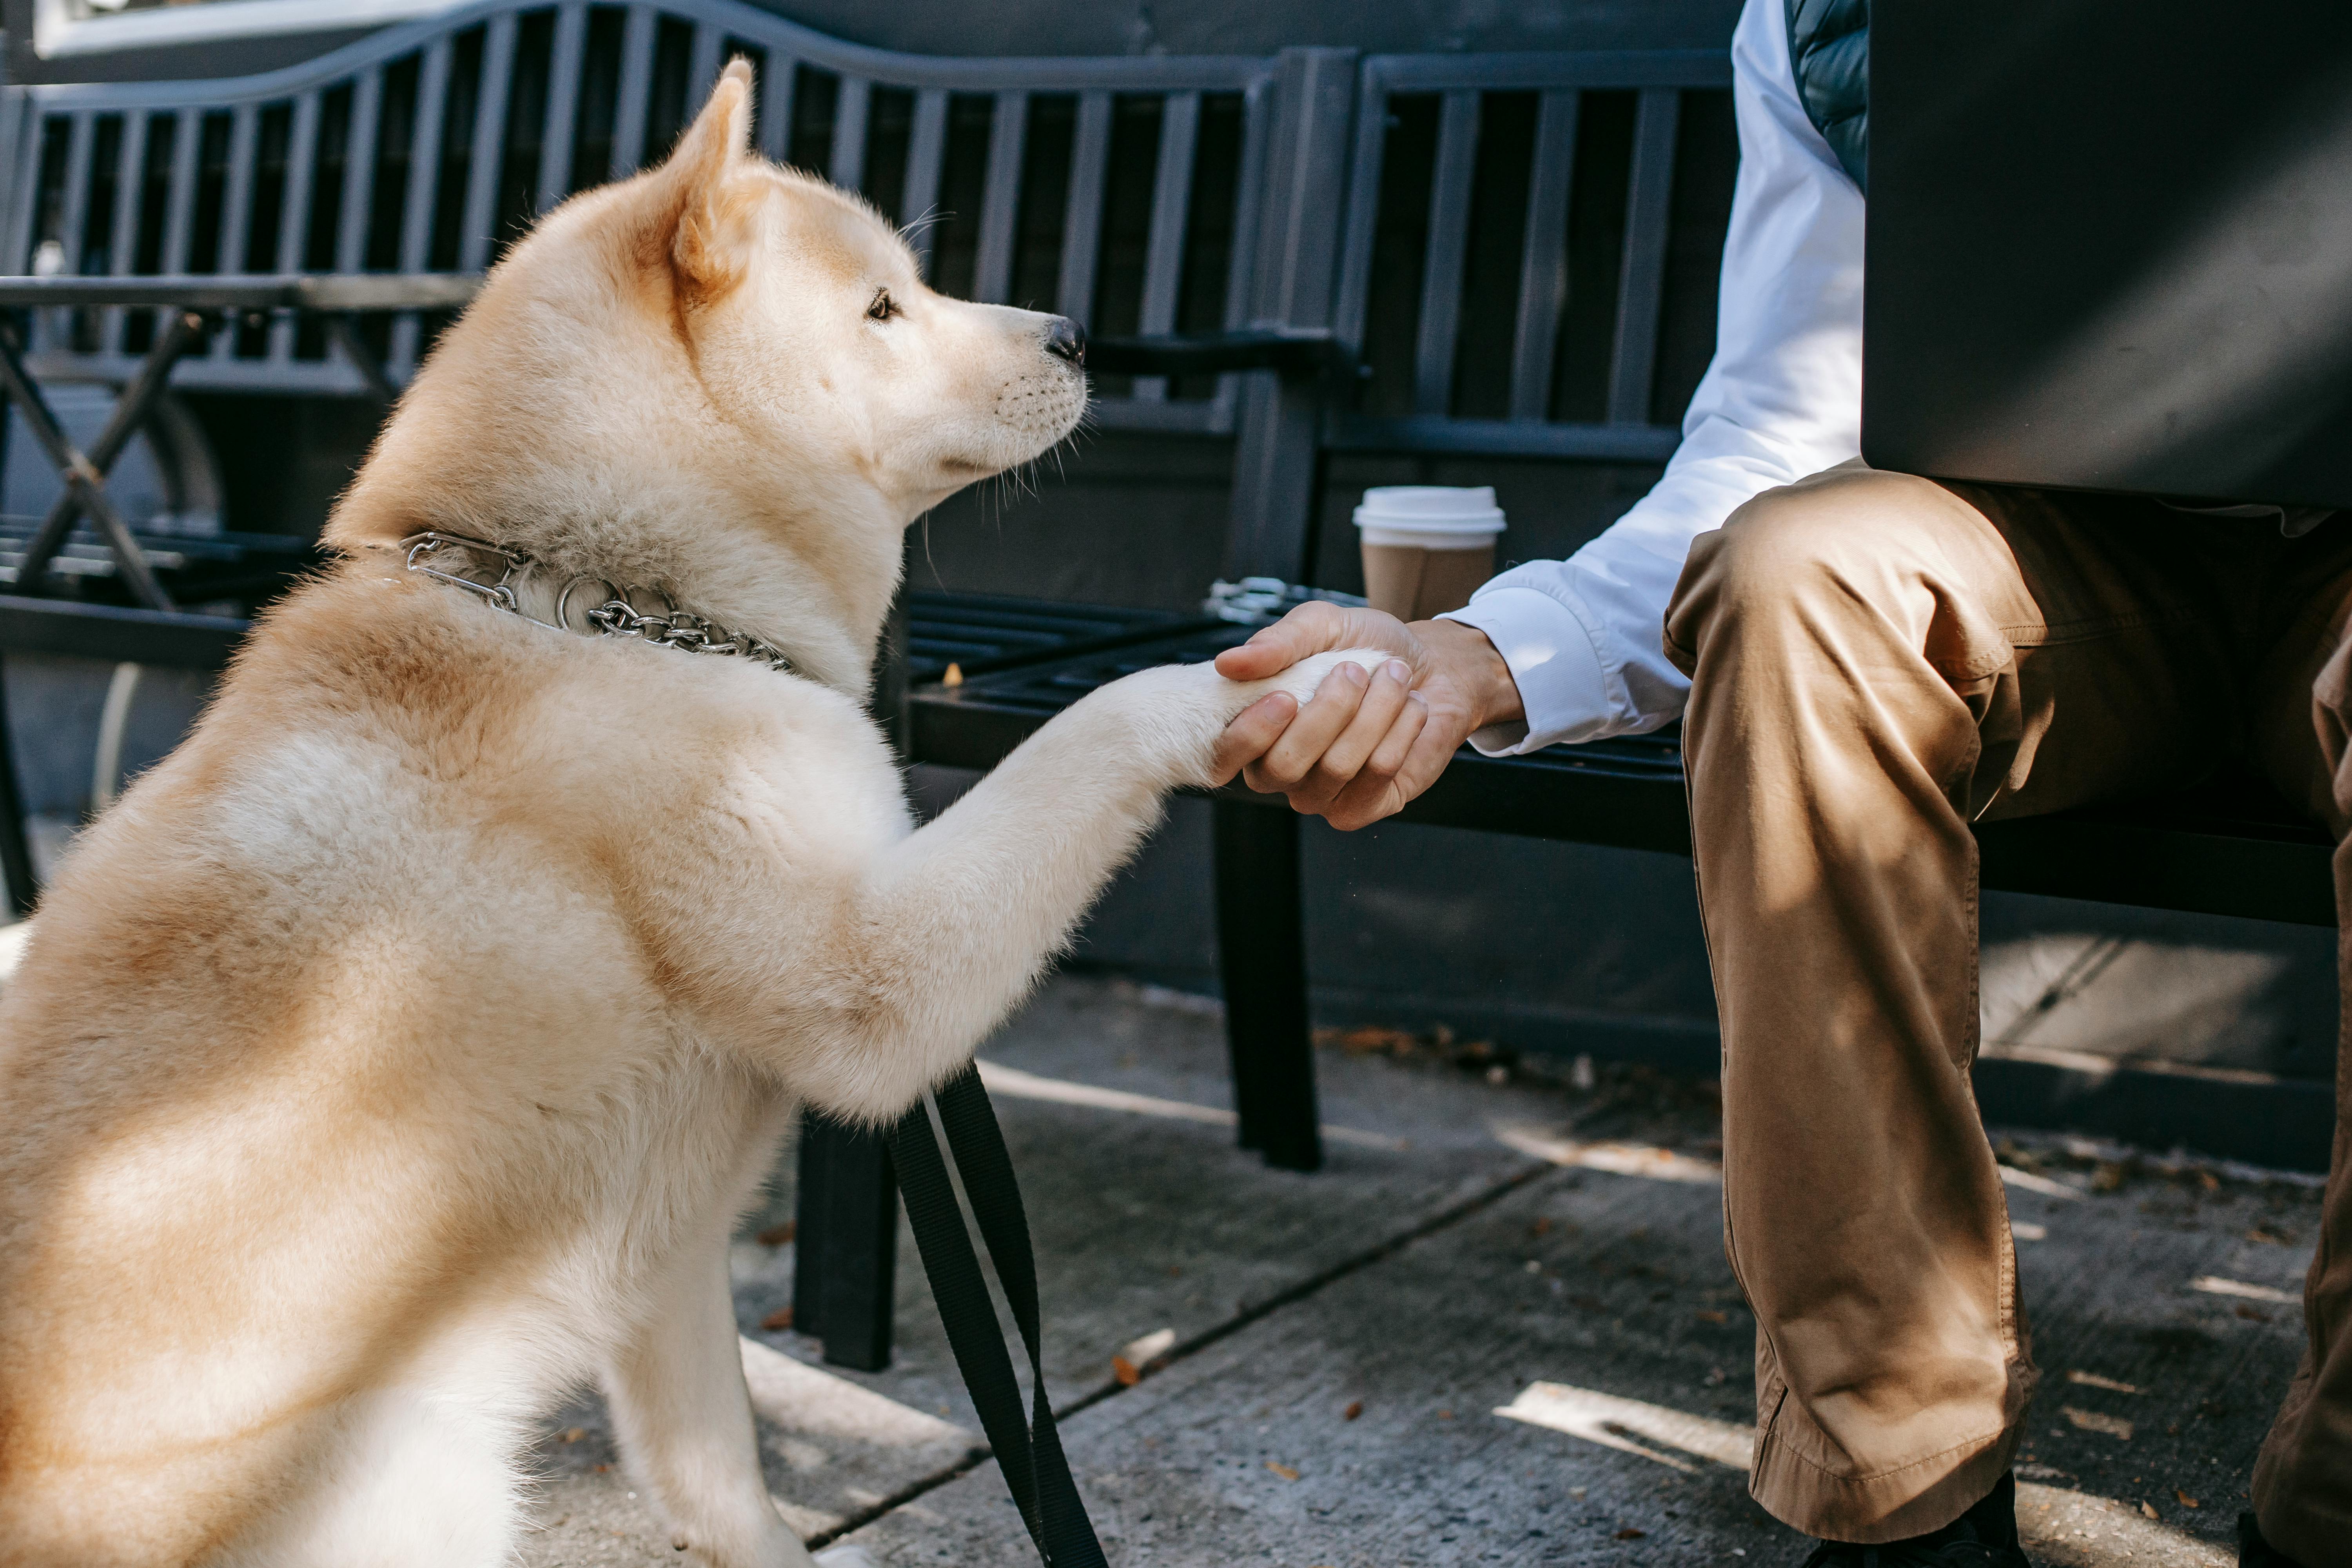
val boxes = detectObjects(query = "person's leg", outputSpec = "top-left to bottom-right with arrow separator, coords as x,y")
2245,552 -> 2352,1568
1663,466 -> 2240,1544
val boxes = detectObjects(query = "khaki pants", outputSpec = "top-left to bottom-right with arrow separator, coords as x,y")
1661,465 -> 2352,1561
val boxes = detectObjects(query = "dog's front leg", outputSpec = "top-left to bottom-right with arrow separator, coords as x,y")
607,1245 -> 814,1568
784,650 -> 1385,1124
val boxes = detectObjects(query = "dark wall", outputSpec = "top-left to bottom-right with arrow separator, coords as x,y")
6,0 -> 1745,85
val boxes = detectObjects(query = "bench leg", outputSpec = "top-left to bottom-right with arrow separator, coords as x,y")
0,655 -> 38,918
1212,799 -> 1322,1172
789,1109 -> 899,1372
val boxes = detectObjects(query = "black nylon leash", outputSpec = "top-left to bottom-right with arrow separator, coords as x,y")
887,1063 -> 1108,1568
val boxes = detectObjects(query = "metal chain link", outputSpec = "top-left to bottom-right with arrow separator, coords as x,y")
579,596 -> 795,670
393,530 -> 793,673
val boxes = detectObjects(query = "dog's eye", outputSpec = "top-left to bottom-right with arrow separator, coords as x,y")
866,289 -> 899,323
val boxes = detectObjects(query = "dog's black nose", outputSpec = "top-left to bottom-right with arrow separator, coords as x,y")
1042,316 -> 1085,367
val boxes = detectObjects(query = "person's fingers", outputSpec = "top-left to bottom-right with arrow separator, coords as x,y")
1242,661 -> 1370,791
1391,704 -> 1469,802
1322,696 -> 1433,830
1207,692 -> 1296,786
1213,601 -> 1346,681
1363,690 -> 1430,779
1307,659 -> 1413,791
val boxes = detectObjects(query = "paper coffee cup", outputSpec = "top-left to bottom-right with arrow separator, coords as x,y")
1354,486 -> 1505,621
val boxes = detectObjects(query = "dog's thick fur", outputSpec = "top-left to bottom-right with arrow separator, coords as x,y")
0,65 -> 1368,1567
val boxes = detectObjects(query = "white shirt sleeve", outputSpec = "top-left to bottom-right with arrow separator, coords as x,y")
1438,0 -> 1866,755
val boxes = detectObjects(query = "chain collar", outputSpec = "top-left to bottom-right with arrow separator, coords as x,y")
392,530 -> 794,673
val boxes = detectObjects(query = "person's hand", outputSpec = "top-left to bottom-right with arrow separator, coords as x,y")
1210,602 -> 1523,829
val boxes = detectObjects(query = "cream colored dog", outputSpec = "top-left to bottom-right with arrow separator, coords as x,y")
0,64 -> 1371,1568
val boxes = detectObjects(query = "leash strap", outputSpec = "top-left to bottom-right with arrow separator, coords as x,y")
888,1063 -> 1107,1568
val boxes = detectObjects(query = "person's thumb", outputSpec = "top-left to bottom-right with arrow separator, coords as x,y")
1213,601 -> 1353,680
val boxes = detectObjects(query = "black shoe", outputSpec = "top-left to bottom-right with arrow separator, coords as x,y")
2239,1512 -> 2307,1568
1797,1472 -> 2030,1566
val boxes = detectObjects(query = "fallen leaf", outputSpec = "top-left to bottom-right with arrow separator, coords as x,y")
2092,1161 -> 2129,1192
1265,1461 -> 1299,1481
755,1221 -> 796,1247
2238,1305 -> 2272,1322
1695,1308 -> 1728,1324
593,1463 -> 610,1473
1322,1025 -> 1418,1056
2062,1406 -> 2133,1441
560,1427 -> 585,1444
760,1307 -> 793,1332
1437,1409 -> 1454,1420
2247,1223 -> 2295,1245
1614,1527 -> 1647,1540
2066,1370 -> 2140,1395
2140,1501 -> 2160,1520
1531,1218 -> 1553,1237
2176,1490 -> 2200,1508
1343,1401 -> 1364,1421
942,662 -> 964,687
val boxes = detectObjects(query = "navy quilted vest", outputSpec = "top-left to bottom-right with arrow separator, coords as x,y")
1786,0 -> 1868,189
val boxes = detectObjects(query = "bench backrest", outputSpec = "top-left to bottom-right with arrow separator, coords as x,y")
1330,50 -> 1733,469
0,0 -> 1294,441
0,6 -> 1738,588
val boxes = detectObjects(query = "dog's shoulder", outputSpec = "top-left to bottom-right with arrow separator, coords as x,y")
93,566 -> 908,895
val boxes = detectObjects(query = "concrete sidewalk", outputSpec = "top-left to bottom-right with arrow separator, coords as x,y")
520,976 -> 2323,1567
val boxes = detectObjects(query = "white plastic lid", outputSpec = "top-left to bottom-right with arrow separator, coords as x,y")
1352,485 -> 1505,538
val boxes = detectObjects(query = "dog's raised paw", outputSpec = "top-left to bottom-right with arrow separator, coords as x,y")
1250,647 -> 1392,710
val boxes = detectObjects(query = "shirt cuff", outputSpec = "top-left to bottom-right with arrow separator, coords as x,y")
1437,587 -> 1611,756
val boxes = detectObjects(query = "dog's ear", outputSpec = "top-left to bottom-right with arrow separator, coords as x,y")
661,58 -> 757,300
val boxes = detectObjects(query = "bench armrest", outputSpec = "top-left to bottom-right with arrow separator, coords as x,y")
1086,327 -> 1350,378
